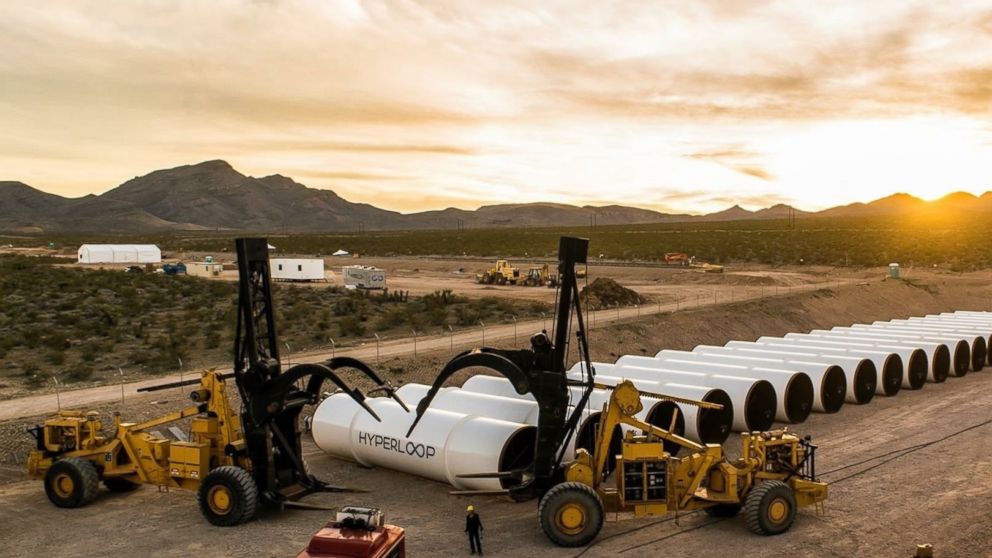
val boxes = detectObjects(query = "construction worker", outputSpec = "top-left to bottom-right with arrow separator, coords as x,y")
465,505 -> 483,555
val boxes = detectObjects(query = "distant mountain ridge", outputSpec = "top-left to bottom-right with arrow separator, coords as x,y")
1,160 -> 989,233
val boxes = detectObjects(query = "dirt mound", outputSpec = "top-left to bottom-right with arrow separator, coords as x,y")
580,277 -> 645,309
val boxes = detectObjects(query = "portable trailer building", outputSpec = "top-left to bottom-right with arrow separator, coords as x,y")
343,265 -> 386,290
77,244 -> 161,264
185,261 -> 225,277
272,258 -> 326,281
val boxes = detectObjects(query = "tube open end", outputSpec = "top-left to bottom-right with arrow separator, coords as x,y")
970,337 -> 986,371
697,389 -> 733,445
821,366 -> 846,413
931,345 -> 950,383
905,349 -> 927,390
880,355 -> 903,396
951,341 -> 970,377
853,361 -> 877,404
497,425 -> 537,490
744,380 -> 776,432
784,374 -> 814,424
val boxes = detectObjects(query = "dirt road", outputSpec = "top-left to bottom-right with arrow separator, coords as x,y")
0,279 -> 846,422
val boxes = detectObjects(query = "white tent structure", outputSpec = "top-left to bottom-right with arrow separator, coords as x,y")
332,249 -> 349,256
77,244 -> 161,264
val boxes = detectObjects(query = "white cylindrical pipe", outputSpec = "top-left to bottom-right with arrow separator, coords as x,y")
908,317 -> 992,366
312,393 -> 536,491
838,326 -> 971,377
570,370 -> 734,444
752,337 -> 903,396
696,344 -> 877,405
802,330 -> 948,384
778,334 -> 929,390
460,375 -> 661,434
609,357 -> 778,432
875,321 -> 988,371
460,375 -> 527,398
653,350 -> 845,414
396,383 -> 541,425
454,377 -> 657,457
639,355 -> 812,423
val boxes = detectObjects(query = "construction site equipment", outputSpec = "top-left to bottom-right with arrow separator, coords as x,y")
691,261 -> 725,273
26,238 -> 406,526
521,263 -> 558,287
664,252 -> 690,265
476,259 -> 520,285
296,506 -> 406,558
406,236 -> 827,546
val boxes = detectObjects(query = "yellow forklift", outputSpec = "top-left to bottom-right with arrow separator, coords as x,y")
26,238 -> 407,526
408,236 -> 827,546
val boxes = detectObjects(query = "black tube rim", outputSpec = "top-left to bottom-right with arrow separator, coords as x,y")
820,366 -> 846,413
852,361 -> 877,404
880,355 -> 902,396
744,380 -> 776,431
906,349 -> 928,389
783,375 -> 813,423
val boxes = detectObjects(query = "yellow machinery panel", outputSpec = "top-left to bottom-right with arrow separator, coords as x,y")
148,438 -> 171,461
169,442 -> 210,480
191,417 -> 218,436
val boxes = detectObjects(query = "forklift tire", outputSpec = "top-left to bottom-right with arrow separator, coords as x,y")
44,457 -> 100,508
704,503 -> 742,517
744,480 -> 796,535
538,482 -> 604,547
198,466 -> 258,527
103,477 -> 141,493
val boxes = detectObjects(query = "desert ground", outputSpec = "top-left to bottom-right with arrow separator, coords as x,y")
1,264 -> 990,557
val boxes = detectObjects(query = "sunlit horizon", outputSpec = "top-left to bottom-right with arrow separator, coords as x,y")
2,1 -> 991,215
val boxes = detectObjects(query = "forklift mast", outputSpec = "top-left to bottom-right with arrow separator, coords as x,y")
407,236 -> 594,501
232,238 -> 407,506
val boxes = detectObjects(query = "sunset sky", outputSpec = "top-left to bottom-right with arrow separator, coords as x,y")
2,1 -> 991,214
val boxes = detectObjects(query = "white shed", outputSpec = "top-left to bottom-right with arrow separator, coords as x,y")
77,244 -> 161,264
343,265 -> 386,290
186,261 -> 225,278
272,258 -> 326,281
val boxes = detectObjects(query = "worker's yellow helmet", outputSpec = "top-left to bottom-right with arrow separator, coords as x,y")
467,505 -> 474,512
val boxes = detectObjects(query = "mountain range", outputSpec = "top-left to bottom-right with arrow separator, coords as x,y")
1,160 -> 989,233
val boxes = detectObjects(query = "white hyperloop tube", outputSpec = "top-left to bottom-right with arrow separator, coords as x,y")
839,325 -> 971,377
925,313 -> 992,364
567,368 -> 734,444
656,349 -> 846,414
697,344 -> 877,405
752,337 -> 903,396
311,393 -> 536,491
906,316 -> 992,345
778,333 -> 929,390
804,330 -> 949,383
879,320 -> 988,371
395,383 -> 540,424
645,353 -> 812,423
456,375 -> 681,452
610,356 -> 777,432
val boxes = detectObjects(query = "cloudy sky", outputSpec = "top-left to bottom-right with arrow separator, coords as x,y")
2,0 -> 991,213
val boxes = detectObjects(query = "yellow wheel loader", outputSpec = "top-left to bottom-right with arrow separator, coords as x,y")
476,259 -> 520,285
26,238 -> 407,526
